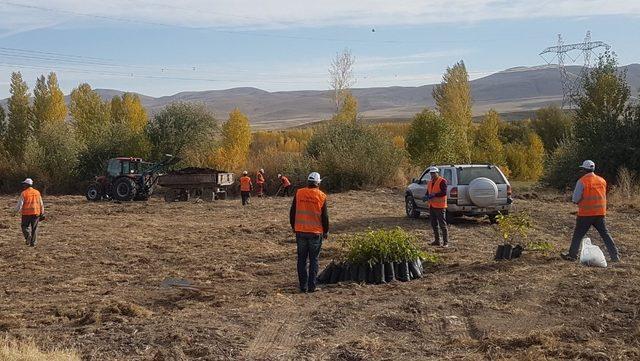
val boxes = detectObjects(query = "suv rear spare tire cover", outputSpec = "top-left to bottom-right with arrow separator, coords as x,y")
468,177 -> 498,207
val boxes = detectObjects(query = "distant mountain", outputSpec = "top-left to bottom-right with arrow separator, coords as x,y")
3,64 -> 639,129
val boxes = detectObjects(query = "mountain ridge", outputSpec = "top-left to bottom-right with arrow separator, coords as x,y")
2,64 -> 639,129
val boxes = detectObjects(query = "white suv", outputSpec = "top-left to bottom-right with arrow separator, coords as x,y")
405,164 -> 513,222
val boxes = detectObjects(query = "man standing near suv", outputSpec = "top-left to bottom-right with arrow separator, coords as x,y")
561,160 -> 620,262
423,167 -> 449,247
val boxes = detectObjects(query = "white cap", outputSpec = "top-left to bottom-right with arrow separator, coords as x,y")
580,160 -> 595,171
242,170 -> 248,175
428,166 -> 440,173
259,168 -> 264,173
22,178 -> 33,186
277,173 -> 282,178
308,172 -> 321,183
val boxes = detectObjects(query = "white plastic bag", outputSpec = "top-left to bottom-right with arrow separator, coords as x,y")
580,238 -> 607,268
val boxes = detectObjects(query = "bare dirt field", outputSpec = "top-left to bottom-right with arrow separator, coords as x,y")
1,189 -> 639,360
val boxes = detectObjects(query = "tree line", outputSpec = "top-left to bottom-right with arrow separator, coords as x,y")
1,51 -> 637,194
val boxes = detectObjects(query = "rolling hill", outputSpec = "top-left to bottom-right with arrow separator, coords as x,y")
3,64 -> 639,129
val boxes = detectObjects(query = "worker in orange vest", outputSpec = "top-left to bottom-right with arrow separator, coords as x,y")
15,178 -> 45,247
561,160 -> 620,262
290,172 -> 328,293
423,166 -> 449,247
256,169 -> 266,196
239,171 -> 253,206
278,173 -> 292,197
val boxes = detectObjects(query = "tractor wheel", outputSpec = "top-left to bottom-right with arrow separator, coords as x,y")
190,188 -> 204,200
113,177 -> 137,201
86,183 -> 102,201
201,188 -> 215,202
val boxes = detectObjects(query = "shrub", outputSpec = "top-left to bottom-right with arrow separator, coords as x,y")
306,121 -> 403,191
495,212 -> 532,245
339,228 -> 434,266
0,338 -> 80,361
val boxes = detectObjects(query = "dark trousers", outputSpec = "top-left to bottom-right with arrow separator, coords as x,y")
430,207 -> 448,244
21,215 -> 39,246
241,191 -> 250,205
281,186 -> 292,197
568,216 -> 619,260
296,233 -> 323,292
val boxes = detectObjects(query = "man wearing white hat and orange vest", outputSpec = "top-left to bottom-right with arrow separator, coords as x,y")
423,166 -> 449,247
15,178 -> 45,247
561,160 -> 620,262
290,172 -> 329,293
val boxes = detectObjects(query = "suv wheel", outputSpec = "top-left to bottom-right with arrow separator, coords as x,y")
405,196 -> 420,218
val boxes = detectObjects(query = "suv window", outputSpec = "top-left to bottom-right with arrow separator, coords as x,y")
419,171 -> 431,184
457,166 -> 506,185
443,168 -> 453,183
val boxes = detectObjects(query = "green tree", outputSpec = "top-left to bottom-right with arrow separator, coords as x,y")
473,109 -> 505,165
32,72 -> 68,133
307,122 -> 402,191
531,105 -> 574,153
332,91 -> 358,122
147,102 -> 218,160
0,104 -> 6,141
215,108 -> 251,171
29,122 -> 80,192
70,83 -> 111,143
5,72 -> 32,161
405,109 -> 456,166
432,61 -> 473,162
544,52 -> 639,187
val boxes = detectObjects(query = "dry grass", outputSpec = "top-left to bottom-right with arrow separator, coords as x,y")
609,167 -> 640,211
0,338 -> 80,361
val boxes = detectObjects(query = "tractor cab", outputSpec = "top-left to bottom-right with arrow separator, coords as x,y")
106,158 -> 152,178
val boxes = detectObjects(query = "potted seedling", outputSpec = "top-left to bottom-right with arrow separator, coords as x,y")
493,212 -> 532,260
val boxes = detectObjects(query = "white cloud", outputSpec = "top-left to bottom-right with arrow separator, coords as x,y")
0,0 -> 639,30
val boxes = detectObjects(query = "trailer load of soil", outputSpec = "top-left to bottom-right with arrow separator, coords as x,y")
318,258 -> 424,285
166,167 -> 223,175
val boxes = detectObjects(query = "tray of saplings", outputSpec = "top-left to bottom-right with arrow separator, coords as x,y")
317,228 -> 438,285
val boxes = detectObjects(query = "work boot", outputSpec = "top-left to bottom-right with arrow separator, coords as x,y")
560,252 -> 577,261
429,240 -> 440,246
610,257 -> 621,263
441,242 -> 449,248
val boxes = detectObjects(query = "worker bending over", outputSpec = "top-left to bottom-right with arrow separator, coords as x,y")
16,178 -> 44,247
278,174 -> 292,196
423,166 -> 449,247
290,172 -> 328,293
256,169 -> 266,196
561,160 -> 620,262
239,171 -> 252,206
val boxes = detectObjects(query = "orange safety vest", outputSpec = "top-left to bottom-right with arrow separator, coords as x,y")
577,173 -> 607,216
294,187 -> 327,234
281,176 -> 291,187
240,176 -> 252,192
427,176 -> 447,209
256,172 -> 265,184
21,187 -> 42,216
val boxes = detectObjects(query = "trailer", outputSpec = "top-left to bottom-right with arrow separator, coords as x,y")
158,167 -> 234,202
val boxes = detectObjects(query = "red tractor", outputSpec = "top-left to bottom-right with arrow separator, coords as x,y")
86,156 -> 179,201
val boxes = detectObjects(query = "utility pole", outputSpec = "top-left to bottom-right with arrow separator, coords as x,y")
539,31 -> 610,108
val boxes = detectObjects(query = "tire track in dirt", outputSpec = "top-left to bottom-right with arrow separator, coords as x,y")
242,297 -> 312,360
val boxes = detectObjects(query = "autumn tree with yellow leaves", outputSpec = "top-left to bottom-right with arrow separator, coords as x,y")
214,108 -> 251,171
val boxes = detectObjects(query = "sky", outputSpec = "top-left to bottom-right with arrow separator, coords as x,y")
0,0 -> 639,98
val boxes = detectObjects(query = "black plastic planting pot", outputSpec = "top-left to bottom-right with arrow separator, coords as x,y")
384,261 -> 395,282
317,259 -> 425,285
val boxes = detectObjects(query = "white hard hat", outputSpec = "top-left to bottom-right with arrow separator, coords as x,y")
22,178 -> 33,186
580,160 -> 595,171
277,173 -> 282,178
259,168 -> 264,173
242,170 -> 248,175
428,166 -> 440,173
308,172 -> 321,183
